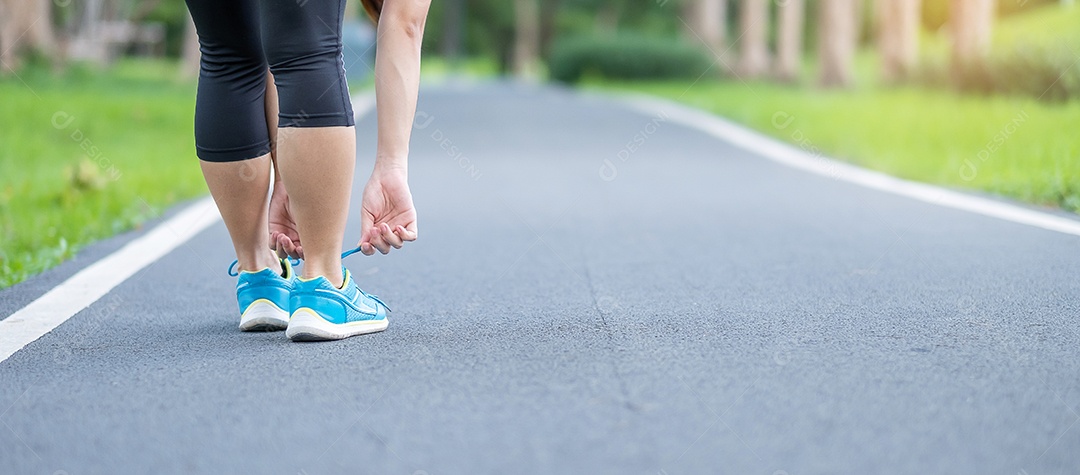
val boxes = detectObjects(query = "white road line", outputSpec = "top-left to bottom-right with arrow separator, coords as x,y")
0,94 -> 378,365
620,94 -> 1080,237
0,197 -> 220,363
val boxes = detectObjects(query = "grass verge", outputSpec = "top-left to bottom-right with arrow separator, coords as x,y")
0,59 -> 205,288
595,79 -> 1080,213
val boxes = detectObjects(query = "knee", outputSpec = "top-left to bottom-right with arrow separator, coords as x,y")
263,26 -> 340,74
198,42 -> 265,78
265,47 -> 337,75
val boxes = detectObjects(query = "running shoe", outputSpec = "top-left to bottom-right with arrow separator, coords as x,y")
229,258 -> 297,332
286,251 -> 390,341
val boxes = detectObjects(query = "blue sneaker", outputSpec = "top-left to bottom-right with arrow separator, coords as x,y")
229,258 -> 297,332
285,265 -> 390,342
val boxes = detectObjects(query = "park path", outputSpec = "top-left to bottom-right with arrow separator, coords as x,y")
2,82 -> 1079,474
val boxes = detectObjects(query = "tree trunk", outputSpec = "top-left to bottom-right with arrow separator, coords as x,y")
0,0 -> 16,73
950,0 -> 994,74
774,0 -> 805,82
818,0 -> 858,87
181,9 -> 201,80
878,0 -> 921,83
0,0 -> 52,73
441,0 -> 465,63
539,0 -> 561,60
682,0 -> 727,59
595,2 -> 620,36
29,0 -> 55,56
738,0 -> 769,79
512,0 -> 540,79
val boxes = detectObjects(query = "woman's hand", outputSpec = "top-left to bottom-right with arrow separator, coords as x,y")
268,184 -> 303,260
358,166 -> 417,255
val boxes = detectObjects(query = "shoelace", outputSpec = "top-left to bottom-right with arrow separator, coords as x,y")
340,246 -> 391,311
227,246 -> 390,311
227,256 -> 300,277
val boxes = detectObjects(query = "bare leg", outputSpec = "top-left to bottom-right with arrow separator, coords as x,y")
201,154 -> 280,273
261,0 -> 357,287
276,127 -> 355,287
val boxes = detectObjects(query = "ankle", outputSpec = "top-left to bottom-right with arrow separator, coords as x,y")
301,265 -> 344,288
237,250 -> 281,274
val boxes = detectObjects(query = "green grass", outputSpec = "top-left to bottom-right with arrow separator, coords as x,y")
595,80 -> 1080,213
0,59 -> 205,288
421,56 -> 504,78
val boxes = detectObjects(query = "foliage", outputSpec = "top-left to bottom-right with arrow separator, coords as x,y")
918,3 -> 1080,102
548,34 -> 711,83
920,0 -> 1058,31
141,0 -> 191,57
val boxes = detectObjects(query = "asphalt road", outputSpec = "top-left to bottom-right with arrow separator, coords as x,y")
2,82 -> 1079,474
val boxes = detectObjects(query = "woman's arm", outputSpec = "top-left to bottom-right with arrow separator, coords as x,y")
373,0 -> 429,173
358,0 -> 431,255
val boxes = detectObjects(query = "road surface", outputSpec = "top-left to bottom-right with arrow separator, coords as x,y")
2,82 -> 1079,474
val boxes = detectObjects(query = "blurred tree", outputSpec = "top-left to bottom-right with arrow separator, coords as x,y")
950,0 -> 995,76
595,1 -> 621,35
181,8 -> 199,79
441,0 -> 466,62
818,0 -> 858,87
0,0 -> 56,73
538,0 -> 561,60
681,0 -> 727,59
513,0 -> 540,77
878,0 -> 921,83
142,0 -> 191,57
462,0 -> 514,73
924,0 -> 1041,31
737,0 -> 769,78
774,0 -> 805,82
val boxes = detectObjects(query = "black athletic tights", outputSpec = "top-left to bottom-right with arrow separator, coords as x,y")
185,0 -> 354,162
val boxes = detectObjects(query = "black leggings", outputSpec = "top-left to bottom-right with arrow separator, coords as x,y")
185,0 -> 354,162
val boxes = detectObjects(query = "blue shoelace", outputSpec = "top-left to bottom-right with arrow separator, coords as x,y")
227,246 -> 390,311
227,256 -> 300,277
337,246 -> 391,311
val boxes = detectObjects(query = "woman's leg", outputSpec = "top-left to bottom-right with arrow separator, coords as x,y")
186,0 -> 279,273
275,129 -> 354,285
200,157 -> 278,273
261,0 -> 356,287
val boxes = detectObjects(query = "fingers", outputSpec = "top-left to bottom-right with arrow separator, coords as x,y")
276,233 -> 303,260
270,232 -> 284,258
381,223 -> 405,249
395,224 -> 417,242
360,210 -> 376,256
368,226 -> 392,255
359,228 -> 377,256
359,223 -> 416,255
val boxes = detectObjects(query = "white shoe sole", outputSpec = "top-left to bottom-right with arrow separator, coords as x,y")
238,299 -> 290,332
285,308 -> 389,342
